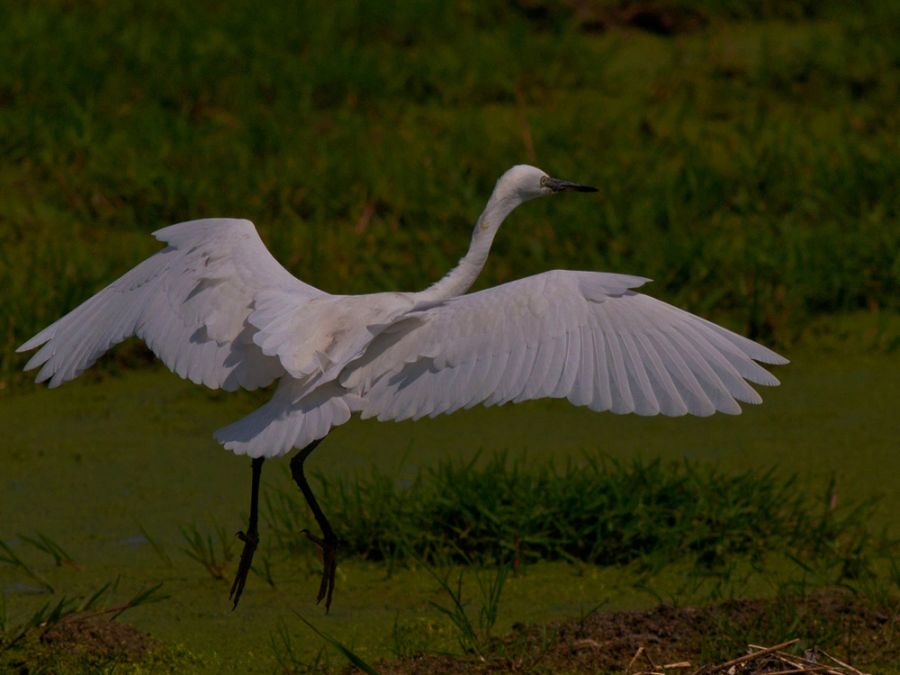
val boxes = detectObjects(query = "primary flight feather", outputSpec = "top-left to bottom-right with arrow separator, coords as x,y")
19,164 -> 788,610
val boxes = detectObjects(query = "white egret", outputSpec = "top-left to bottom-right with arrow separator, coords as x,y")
18,164 -> 788,610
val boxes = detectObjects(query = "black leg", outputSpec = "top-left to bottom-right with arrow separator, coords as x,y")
289,437 -> 338,612
229,456 -> 264,609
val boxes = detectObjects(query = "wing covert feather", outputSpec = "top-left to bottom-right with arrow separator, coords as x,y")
18,218 -> 325,390
343,270 -> 787,420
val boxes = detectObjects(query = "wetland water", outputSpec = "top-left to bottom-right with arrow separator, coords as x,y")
1,347 -> 897,669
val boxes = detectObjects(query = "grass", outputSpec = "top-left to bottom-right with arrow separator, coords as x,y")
0,540 -> 55,594
264,454 -> 881,574
425,564 -> 510,658
1,1 -> 898,387
19,532 -> 78,570
422,588 -> 900,673
261,440 -> 897,670
178,522 -> 236,582
0,578 -> 176,672
263,455 -> 898,670
0,456 -> 900,672
1,345 -> 897,669
275,563 -> 898,673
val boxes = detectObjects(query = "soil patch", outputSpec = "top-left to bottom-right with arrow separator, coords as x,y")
379,590 -> 898,673
39,615 -> 157,661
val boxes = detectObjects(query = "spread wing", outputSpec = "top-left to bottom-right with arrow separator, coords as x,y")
18,218 -> 326,390
344,270 -> 788,420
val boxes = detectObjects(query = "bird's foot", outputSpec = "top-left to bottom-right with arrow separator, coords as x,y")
229,529 -> 259,609
302,528 -> 337,612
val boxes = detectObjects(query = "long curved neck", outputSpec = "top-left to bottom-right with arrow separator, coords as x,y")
416,189 -> 525,303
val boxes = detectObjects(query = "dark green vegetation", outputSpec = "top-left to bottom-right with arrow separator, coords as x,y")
268,455 -> 879,572
2,0 -> 898,672
1,0 -> 898,385
2,450 -> 898,672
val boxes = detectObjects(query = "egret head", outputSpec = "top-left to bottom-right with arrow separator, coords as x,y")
496,165 -> 597,203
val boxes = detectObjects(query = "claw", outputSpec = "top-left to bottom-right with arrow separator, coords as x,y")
302,528 -> 337,611
291,439 -> 339,612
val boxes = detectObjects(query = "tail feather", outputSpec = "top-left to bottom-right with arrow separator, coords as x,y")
214,380 -> 359,457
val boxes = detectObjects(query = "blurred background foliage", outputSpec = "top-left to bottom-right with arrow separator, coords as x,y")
1,0 -> 897,386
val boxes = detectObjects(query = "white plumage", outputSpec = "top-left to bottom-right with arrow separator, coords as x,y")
19,164 -> 788,458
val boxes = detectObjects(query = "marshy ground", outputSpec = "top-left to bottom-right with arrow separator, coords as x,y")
2,338 -> 898,671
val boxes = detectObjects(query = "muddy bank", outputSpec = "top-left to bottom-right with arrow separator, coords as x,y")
379,590 -> 899,673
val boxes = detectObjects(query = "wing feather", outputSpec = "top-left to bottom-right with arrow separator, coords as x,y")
674,323 -> 761,404
633,332 -> 688,415
647,329 -> 716,416
552,329 -> 580,399
618,331 -> 660,415
512,341 -> 544,403
590,329 -> 614,412
568,326 -> 595,407
603,323 -> 635,414
18,218 -> 324,390
346,270 -> 787,420
481,348 -> 512,407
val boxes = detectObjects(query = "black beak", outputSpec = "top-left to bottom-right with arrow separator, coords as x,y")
542,176 -> 598,193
